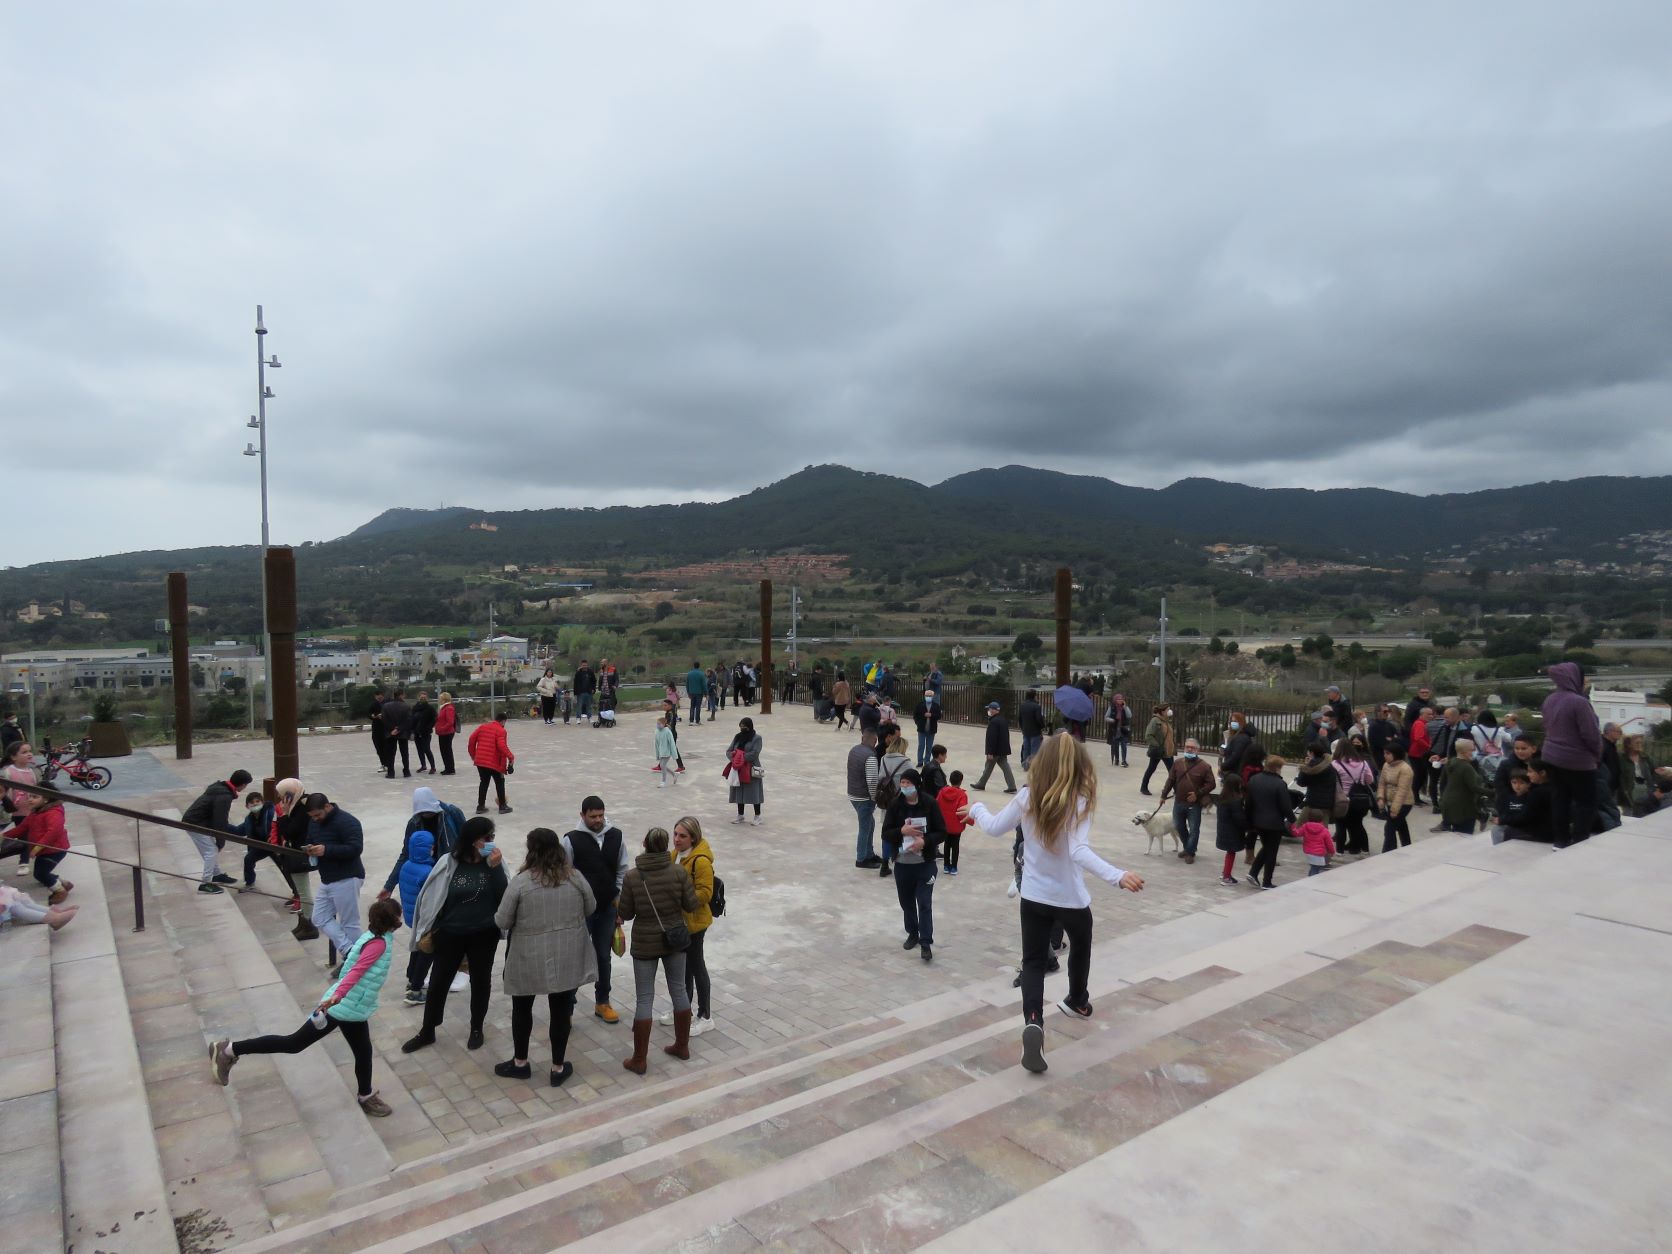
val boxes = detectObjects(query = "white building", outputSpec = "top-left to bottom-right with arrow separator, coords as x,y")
482,634 -> 530,663
973,655 -> 1004,676
1590,690 -> 1672,734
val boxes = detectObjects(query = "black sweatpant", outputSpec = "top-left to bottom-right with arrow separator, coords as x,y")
413,733 -> 436,772
477,766 -> 507,809
422,928 -> 500,1033
1250,827 -> 1284,887
234,1014 -> 374,1097
1019,897 -> 1092,1023
1550,764 -> 1597,846
942,832 -> 962,871
438,734 -> 456,773
510,990 -> 577,1064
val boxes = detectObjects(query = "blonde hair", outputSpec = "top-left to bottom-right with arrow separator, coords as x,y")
887,733 -> 909,756
644,826 -> 670,854
674,815 -> 703,846
1024,733 -> 1097,851
439,691 -> 453,703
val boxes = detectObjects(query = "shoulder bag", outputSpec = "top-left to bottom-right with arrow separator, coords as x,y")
646,872 -> 690,952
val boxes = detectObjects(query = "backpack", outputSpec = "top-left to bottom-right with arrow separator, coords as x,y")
874,759 -> 908,810
696,854 -> 727,919
436,802 -> 466,859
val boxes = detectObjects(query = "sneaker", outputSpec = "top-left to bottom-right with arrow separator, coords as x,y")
197,882 -> 224,895
879,862 -> 891,877
400,1031 -> 435,1054
13,862 -> 29,877
732,815 -> 747,824
690,1016 -> 713,1037
284,896 -> 302,914
209,1039 -> 236,1086
1021,1022 -> 1047,1073
902,934 -> 919,950
1057,997 -> 1093,1020
1245,875 -> 1263,889
493,1059 -> 532,1079
595,1002 -> 620,1024
475,805 -> 489,815
659,1010 -> 675,1026
211,873 -> 237,885
550,1061 -> 575,1087
750,815 -> 762,826
358,1093 -> 393,1118
449,972 -> 468,994
237,883 -> 257,894
1220,875 -> 1238,886
498,805 -> 514,815
945,867 -> 958,877
403,987 -> 425,1006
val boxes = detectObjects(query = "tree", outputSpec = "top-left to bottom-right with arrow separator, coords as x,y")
1013,631 -> 1043,656
1563,631 -> 1595,650
1468,565 -> 1493,589
653,601 -> 675,622
1430,629 -> 1463,649
1378,647 -> 1428,681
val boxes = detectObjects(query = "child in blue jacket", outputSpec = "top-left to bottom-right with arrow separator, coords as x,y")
396,829 -> 436,1003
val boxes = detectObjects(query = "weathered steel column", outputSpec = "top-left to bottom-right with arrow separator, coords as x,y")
759,578 -> 773,715
1055,566 -> 1072,687
168,572 -> 192,759
267,546 -> 301,785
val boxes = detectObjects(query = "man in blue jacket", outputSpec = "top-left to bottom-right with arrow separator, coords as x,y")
303,792 -> 366,956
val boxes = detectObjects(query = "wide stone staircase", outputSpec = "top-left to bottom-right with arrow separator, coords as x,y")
8,796 -> 1669,1252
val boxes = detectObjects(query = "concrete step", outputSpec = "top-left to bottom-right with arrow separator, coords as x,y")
0,907 -> 65,1253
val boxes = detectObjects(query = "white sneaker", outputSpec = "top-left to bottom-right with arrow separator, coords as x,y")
732,815 -> 747,824
450,973 -> 468,993
690,1015 -> 713,1036
750,815 -> 763,826
658,1010 -> 674,1026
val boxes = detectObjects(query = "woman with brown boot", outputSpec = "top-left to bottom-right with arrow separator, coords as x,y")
615,827 -> 698,1075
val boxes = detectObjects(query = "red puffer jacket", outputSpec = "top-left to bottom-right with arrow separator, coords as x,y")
435,703 -> 458,736
17,803 -> 69,853
467,720 -> 513,772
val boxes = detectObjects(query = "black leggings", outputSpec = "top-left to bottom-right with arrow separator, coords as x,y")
1550,764 -> 1597,845
1249,828 -> 1284,886
1334,807 -> 1370,855
422,928 -> 500,1033
414,733 -> 436,772
942,832 -> 961,871
1382,804 -> 1413,851
438,734 -> 456,773
736,803 -> 761,817
477,766 -> 506,809
1140,753 -> 1173,792
685,927 -> 711,1018
1019,898 -> 1091,1023
235,1014 -> 374,1098
510,990 -> 577,1064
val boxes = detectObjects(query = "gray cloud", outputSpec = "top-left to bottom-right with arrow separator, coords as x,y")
5,1 -> 1671,561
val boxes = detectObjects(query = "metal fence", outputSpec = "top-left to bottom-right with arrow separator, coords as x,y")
785,680 -> 1313,754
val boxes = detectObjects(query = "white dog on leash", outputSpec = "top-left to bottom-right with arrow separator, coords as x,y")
1133,807 -> 1181,855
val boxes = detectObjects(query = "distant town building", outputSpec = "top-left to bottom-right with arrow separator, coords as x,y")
1591,690 -> 1672,733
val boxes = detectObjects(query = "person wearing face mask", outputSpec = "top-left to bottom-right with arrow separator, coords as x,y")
880,769 -> 945,962
912,688 -> 942,769
1157,739 -> 1217,863
1220,714 -> 1253,780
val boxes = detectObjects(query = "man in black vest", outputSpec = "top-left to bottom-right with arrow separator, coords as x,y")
564,795 -> 630,1025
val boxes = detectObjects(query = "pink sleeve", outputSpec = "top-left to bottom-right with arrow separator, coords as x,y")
333,937 -> 387,998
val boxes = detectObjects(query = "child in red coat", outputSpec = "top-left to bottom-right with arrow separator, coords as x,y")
16,794 -> 72,902
936,771 -> 969,876
1293,818 -> 1336,876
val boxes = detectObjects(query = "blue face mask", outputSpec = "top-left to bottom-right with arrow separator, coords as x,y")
1182,751 -> 1198,760
901,786 -> 918,802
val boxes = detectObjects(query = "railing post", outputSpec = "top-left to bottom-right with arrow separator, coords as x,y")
132,817 -> 145,932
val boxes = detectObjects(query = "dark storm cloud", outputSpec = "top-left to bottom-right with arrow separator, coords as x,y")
4,1 -> 1671,560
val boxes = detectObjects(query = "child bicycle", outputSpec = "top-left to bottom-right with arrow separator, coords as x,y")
40,737 -> 113,790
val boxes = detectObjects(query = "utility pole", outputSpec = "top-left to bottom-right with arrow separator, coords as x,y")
243,305 -> 281,733
789,584 -> 801,671
487,602 -> 497,719
1158,596 -> 1169,706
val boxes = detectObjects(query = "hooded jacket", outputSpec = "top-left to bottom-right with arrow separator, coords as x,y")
396,829 -> 435,926
1540,663 -> 1603,771
382,786 -> 464,892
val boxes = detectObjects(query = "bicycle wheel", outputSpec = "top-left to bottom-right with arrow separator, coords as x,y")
80,766 -> 113,790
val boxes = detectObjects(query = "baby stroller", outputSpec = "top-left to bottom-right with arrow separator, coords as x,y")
593,689 -> 618,728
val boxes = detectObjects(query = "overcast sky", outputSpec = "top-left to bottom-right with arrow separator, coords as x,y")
6,1 -> 1672,562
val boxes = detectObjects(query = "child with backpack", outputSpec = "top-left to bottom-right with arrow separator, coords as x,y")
936,770 -> 969,877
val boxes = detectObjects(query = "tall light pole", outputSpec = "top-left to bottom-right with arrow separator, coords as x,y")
1157,596 -> 1169,706
243,305 -> 280,733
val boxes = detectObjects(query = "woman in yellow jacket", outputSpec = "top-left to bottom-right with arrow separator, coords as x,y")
665,816 -> 716,1035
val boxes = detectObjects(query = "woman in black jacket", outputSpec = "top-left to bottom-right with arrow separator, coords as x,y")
880,769 -> 946,962
1220,714 -> 1253,780
1294,744 -> 1338,823
411,693 -> 438,775
1246,755 -> 1296,889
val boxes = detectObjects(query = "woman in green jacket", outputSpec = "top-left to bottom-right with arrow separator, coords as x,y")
1438,740 -> 1488,834
210,898 -> 402,1117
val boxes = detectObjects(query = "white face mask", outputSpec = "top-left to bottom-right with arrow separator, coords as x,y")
901,786 -> 918,802
1182,751 -> 1198,760
1229,721 -> 1241,731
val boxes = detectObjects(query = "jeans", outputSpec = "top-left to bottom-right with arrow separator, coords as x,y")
578,693 -> 593,718
242,843 -> 298,895
510,990 -> 576,1064
1382,804 -> 1413,851
1019,898 -> 1092,1022
1020,735 -> 1042,769
405,947 -> 433,992
189,829 -> 222,881
422,927 -> 501,1033
916,735 -> 936,768
586,901 -> 616,1004
234,1014 -> 374,1098
685,927 -> 711,1019
32,849 -> 66,889
476,766 -> 506,809
851,799 -> 876,862
689,696 -> 703,725
975,756 -> 1017,791
438,734 -> 455,772
1171,802 -> 1203,855
311,877 -> 362,954
893,860 -> 936,945
1249,828 -> 1283,886
1140,753 -> 1173,792
1110,732 -> 1129,765
633,952 -> 689,1020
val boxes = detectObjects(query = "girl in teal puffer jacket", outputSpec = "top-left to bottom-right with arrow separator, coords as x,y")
208,899 -> 402,1117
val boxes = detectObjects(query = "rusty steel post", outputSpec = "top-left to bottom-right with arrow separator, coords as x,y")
759,579 -> 774,715
1055,567 -> 1072,688
266,547 -> 301,785
168,572 -> 193,759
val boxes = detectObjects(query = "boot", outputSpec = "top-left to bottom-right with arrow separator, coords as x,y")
623,1018 -> 652,1075
292,918 -> 320,941
663,1009 -> 692,1061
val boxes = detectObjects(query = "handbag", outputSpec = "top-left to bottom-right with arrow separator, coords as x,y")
612,921 -> 626,957
646,879 -> 691,953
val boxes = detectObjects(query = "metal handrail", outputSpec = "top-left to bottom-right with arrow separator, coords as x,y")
7,778 -> 306,929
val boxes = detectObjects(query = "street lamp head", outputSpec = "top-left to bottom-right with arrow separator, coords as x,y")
243,443 -> 258,457
267,356 -> 282,368
262,386 -> 275,399
247,416 -> 260,429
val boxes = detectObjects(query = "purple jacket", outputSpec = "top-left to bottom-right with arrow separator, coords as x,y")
1539,663 -> 1602,771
